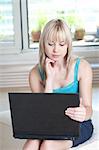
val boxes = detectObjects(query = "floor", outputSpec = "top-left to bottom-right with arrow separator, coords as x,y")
0,122 -> 26,150
0,85 -> 99,150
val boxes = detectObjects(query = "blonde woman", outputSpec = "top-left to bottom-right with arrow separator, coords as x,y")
23,19 -> 93,150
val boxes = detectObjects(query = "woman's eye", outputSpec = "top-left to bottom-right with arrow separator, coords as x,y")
60,44 -> 65,46
48,43 -> 54,46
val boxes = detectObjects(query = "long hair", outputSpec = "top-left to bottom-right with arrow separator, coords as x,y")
39,19 -> 72,71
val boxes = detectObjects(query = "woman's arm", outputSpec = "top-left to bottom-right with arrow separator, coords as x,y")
65,59 -> 93,122
79,59 -> 93,120
44,78 -> 53,93
29,63 -> 54,93
44,57 -> 57,93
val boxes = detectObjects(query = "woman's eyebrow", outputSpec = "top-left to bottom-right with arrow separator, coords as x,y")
59,41 -> 65,43
48,40 -> 54,43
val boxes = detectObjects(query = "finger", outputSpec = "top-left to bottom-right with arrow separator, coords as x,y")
65,107 -> 80,113
69,114 -> 85,122
45,59 -> 56,68
46,57 -> 55,63
65,108 -> 86,121
65,111 -> 85,122
65,110 -> 85,116
65,107 -> 86,117
65,109 -> 85,119
66,106 -> 85,112
66,107 -> 86,115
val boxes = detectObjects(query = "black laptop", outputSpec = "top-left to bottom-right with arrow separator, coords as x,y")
8,93 -> 80,140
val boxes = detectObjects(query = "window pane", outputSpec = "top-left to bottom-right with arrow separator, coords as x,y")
0,0 -> 14,46
27,0 -> 99,49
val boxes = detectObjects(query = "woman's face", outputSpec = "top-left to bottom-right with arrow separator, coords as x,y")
44,39 -> 68,62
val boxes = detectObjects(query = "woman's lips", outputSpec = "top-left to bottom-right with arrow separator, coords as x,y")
52,54 -> 60,57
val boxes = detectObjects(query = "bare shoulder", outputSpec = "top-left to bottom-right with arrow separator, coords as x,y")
79,59 -> 92,79
29,64 -> 39,82
29,64 -> 43,92
29,64 -> 39,78
79,59 -> 92,72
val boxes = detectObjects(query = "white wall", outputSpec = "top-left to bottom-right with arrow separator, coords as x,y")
0,87 -> 31,112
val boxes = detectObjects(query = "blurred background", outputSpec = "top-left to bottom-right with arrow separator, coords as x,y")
0,0 -> 99,149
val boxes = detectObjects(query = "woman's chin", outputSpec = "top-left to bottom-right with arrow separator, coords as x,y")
51,58 -> 59,62
51,56 -> 60,61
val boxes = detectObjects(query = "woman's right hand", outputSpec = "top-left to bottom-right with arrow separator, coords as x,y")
45,57 -> 56,81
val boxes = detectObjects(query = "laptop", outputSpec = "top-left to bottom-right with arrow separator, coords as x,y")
8,93 -> 80,140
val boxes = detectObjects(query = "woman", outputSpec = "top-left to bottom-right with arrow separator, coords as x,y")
23,19 -> 93,150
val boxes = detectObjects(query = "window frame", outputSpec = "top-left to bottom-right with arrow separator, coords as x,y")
24,0 -> 99,59
0,0 -> 22,54
0,0 -> 99,61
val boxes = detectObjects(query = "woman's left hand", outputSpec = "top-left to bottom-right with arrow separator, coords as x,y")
65,98 -> 86,122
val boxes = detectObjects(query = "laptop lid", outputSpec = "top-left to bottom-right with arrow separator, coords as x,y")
9,93 -> 80,140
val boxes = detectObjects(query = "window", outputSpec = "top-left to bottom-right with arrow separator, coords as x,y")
0,0 -> 21,54
27,0 -> 99,53
0,0 -> 99,56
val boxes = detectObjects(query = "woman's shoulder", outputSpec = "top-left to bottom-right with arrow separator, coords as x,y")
29,64 -> 40,80
78,58 -> 92,80
29,64 -> 44,92
69,55 -> 80,64
30,64 -> 38,74
79,58 -> 92,71
71,55 -> 91,68
70,55 -> 92,80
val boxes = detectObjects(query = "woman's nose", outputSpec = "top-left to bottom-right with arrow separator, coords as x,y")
53,44 -> 59,52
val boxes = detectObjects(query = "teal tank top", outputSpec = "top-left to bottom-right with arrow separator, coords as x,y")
38,58 -> 80,94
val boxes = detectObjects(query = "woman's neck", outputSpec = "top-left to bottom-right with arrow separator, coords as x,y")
54,58 -> 67,70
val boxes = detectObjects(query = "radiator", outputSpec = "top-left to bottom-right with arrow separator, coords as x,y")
92,64 -> 99,84
0,64 -> 99,88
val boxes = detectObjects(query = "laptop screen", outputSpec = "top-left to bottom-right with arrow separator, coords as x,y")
9,93 -> 80,140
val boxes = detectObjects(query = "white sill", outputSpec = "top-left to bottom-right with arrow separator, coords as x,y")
0,51 -> 39,65
0,47 -> 99,65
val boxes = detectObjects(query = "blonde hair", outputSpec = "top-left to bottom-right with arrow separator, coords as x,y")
39,19 -> 72,70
